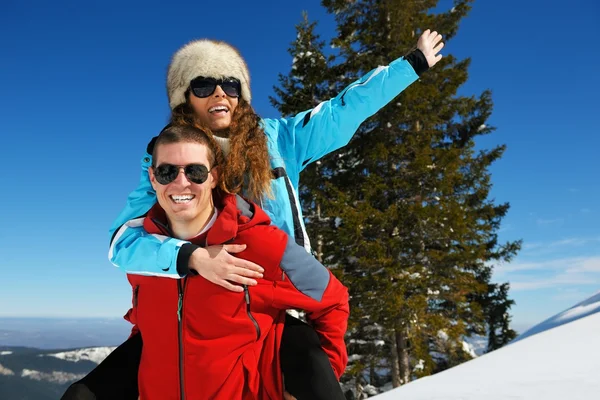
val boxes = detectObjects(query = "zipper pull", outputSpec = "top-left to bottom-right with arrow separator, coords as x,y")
177,291 -> 183,322
243,285 -> 250,305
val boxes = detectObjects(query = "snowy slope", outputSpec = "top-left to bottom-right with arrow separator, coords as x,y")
373,292 -> 600,400
513,291 -> 600,343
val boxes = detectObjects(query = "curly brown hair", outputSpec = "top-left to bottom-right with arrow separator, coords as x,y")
170,97 -> 272,201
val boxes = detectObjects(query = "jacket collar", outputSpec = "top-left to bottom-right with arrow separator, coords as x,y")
143,190 -> 271,246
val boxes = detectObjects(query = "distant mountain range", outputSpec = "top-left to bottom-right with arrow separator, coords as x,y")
0,317 -> 131,349
0,317 -> 128,399
0,345 -> 115,400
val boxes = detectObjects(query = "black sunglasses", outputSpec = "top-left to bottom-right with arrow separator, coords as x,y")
189,77 -> 241,98
153,163 -> 214,185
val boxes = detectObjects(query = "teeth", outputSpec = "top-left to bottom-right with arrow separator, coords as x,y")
171,195 -> 195,203
209,106 -> 228,113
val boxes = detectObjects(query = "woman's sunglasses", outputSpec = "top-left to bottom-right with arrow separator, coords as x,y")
153,163 -> 213,185
189,77 -> 241,98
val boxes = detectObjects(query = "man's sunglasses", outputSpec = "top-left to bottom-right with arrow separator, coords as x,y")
189,77 -> 241,98
153,163 -> 214,185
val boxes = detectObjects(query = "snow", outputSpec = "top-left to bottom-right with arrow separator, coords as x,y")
434,330 -> 481,360
437,330 -> 449,341
557,302 -> 600,321
0,363 -> 15,376
45,346 -> 116,364
413,359 -> 425,372
513,291 -> 600,343
461,340 -> 477,358
0,347 -> 117,384
372,293 -> 600,399
21,368 -> 85,384
462,334 -> 488,356
364,384 -> 379,395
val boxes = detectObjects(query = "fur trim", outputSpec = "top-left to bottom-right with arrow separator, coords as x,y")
167,40 -> 251,109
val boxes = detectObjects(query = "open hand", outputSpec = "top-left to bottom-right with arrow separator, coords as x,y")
417,29 -> 444,68
189,244 -> 264,292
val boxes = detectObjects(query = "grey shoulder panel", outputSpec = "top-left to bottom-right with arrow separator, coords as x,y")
235,195 -> 254,219
280,239 -> 330,302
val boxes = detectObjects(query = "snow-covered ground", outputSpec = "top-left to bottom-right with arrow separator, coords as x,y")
21,369 -> 85,384
461,334 -> 488,357
514,291 -> 600,343
374,291 -> 600,399
0,363 -> 15,376
45,346 -> 116,364
0,347 -> 117,385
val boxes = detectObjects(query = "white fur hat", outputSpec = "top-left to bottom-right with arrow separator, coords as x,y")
167,39 -> 251,109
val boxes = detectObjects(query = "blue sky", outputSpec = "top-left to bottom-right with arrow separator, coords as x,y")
0,0 -> 598,333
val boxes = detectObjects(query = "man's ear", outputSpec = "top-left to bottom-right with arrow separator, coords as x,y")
148,166 -> 158,191
210,166 -> 219,189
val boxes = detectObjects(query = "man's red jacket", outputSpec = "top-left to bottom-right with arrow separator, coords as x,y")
124,193 -> 349,400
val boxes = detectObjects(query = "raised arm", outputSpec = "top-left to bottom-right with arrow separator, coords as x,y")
270,30 -> 444,176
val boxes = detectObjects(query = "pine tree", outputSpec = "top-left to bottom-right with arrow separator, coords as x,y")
312,0 -> 519,388
272,0 -> 521,395
270,11 -> 335,264
271,11 -> 332,117
485,282 -> 518,352
270,12 -> 390,397
317,0 -> 522,388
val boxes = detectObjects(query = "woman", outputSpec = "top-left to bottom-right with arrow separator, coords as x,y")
64,30 -> 444,400
109,30 -> 444,281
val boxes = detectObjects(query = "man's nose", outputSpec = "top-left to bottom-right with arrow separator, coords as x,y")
173,168 -> 191,185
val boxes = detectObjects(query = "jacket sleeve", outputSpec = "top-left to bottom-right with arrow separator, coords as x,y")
108,153 -> 193,278
274,51 -> 426,174
271,240 -> 350,379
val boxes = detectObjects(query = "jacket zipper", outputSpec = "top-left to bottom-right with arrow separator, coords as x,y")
243,285 -> 261,341
339,66 -> 385,106
340,80 -> 363,106
177,279 -> 187,400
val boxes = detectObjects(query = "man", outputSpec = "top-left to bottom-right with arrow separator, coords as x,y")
125,124 -> 349,399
